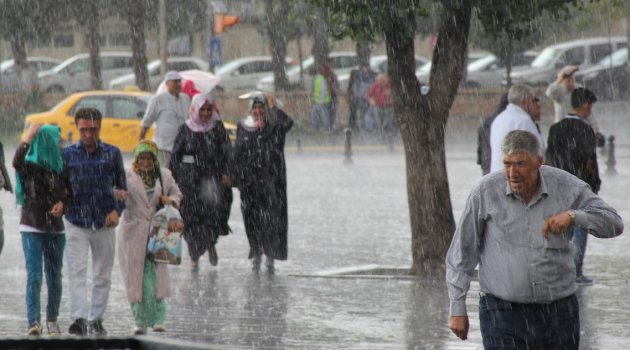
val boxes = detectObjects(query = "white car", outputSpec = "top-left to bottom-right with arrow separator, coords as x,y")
256,51 -> 360,91
0,57 -> 60,93
39,51 -> 134,94
214,56 -> 296,92
109,57 -> 209,91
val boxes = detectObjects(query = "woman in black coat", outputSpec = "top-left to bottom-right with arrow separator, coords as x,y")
169,94 -> 231,270
233,93 -> 293,273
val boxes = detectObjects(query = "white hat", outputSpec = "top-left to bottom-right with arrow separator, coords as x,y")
164,70 -> 182,81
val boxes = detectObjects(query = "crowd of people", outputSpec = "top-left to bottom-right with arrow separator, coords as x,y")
461,66 -> 624,349
9,70 -> 293,337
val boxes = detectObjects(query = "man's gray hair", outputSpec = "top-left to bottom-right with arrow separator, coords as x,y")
507,84 -> 533,105
501,130 -> 541,157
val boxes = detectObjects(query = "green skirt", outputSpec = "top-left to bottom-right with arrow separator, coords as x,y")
130,259 -> 166,327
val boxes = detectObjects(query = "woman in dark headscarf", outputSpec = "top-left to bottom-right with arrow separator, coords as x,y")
13,124 -> 66,336
118,140 -> 182,334
169,94 -> 231,270
233,93 -> 293,274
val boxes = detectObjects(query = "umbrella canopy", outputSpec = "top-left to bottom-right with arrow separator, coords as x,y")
156,69 -> 221,96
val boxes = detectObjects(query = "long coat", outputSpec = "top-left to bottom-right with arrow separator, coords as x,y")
233,108 -> 293,260
169,123 -> 232,259
117,168 -> 182,303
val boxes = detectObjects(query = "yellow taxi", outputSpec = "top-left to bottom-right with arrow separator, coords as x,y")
23,90 -> 236,153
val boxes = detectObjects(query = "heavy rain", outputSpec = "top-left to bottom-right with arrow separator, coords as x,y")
0,0 -> 628,349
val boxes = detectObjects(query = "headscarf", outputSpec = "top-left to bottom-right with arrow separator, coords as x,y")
15,125 -> 62,205
131,140 -> 161,190
242,94 -> 268,130
186,93 -> 221,133
181,80 -> 199,98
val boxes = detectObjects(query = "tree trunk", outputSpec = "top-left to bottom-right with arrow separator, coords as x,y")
10,33 -> 28,92
356,40 -> 370,66
265,0 -> 290,91
311,7 -> 329,72
129,0 -> 149,91
86,13 -> 103,90
385,0 -> 472,276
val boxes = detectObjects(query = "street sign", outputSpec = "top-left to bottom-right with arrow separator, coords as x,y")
209,37 -> 222,66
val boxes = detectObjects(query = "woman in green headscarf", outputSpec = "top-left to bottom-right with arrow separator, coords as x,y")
13,123 -> 66,337
117,140 -> 182,335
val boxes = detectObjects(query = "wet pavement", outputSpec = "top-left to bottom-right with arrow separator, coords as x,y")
0,101 -> 628,349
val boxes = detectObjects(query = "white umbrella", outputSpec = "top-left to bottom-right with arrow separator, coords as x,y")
155,69 -> 221,95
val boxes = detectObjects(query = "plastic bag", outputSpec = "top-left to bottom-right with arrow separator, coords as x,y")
147,205 -> 184,265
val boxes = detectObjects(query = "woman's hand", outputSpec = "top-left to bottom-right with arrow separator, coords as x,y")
160,195 -> 173,206
50,201 -> 64,217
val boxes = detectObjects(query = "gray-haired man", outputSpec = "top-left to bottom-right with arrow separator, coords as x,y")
446,130 -> 623,349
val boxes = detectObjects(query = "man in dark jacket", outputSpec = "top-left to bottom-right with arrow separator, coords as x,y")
545,87 -> 600,285
477,93 -> 508,175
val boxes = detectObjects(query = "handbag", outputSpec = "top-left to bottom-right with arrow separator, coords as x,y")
146,176 -> 184,265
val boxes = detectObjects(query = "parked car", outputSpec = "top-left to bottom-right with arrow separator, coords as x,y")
464,51 -> 538,88
22,90 -> 236,152
575,47 -> 629,101
256,51 -> 360,91
109,57 -> 209,91
335,54 -> 429,92
38,52 -> 135,94
415,52 -> 487,84
214,56 -> 296,92
506,37 -> 627,86
0,57 -> 61,93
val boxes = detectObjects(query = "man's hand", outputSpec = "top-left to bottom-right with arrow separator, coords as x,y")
50,201 -> 64,217
449,316 -> 469,340
105,210 -> 119,227
542,211 -> 573,239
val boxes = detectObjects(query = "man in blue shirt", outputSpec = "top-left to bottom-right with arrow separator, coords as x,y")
63,108 -> 126,336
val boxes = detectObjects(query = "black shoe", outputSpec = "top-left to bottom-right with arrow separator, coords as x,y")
89,319 -> 107,336
68,318 -> 87,336
208,245 -> 218,266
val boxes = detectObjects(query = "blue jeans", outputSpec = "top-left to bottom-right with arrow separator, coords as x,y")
21,232 -> 66,326
570,225 -> 588,277
311,104 -> 332,131
479,294 -> 579,350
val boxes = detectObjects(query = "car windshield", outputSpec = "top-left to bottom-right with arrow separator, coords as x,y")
530,48 -> 558,68
596,48 -> 628,67
215,60 -> 249,75
467,54 -> 497,72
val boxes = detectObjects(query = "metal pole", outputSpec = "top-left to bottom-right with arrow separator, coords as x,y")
343,127 -> 353,165
296,139 -> 302,154
606,134 -> 616,175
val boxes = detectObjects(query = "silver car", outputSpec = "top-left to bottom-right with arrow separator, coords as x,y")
256,52 -> 360,92
39,51 -> 134,93
214,56 -> 296,92
109,57 -> 209,91
0,57 -> 60,93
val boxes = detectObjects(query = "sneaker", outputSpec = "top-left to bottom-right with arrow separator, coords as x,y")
576,275 -> 594,285
47,321 -> 61,336
208,245 -> 218,266
152,324 -> 166,332
68,318 -> 87,336
26,322 -> 41,336
88,319 -> 107,336
133,325 -> 147,335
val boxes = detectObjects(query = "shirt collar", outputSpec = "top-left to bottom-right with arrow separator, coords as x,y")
565,114 -> 582,120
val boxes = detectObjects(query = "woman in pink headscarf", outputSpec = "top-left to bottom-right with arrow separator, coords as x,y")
169,94 -> 232,271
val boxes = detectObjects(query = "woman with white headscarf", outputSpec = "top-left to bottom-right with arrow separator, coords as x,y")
169,94 -> 232,271
233,93 -> 293,274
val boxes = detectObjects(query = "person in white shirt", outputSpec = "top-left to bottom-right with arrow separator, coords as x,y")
139,71 -> 191,166
489,84 -> 544,173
